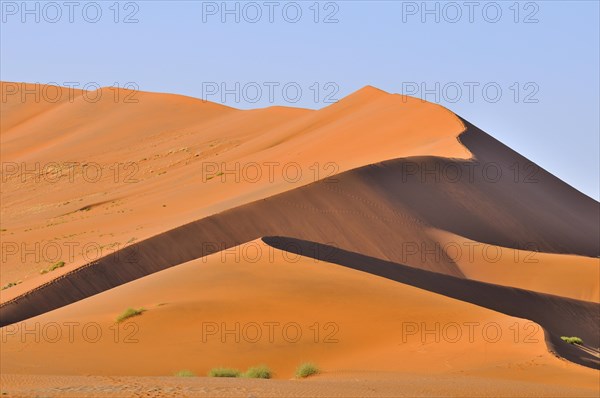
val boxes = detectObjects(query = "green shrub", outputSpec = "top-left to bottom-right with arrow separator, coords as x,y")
295,362 -> 319,378
49,261 -> 65,271
116,307 -> 146,323
174,370 -> 196,377
244,365 -> 272,379
40,261 -> 65,274
208,367 -> 241,378
561,336 -> 583,345
1,280 -> 22,290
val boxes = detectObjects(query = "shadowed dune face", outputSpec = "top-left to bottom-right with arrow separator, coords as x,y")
453,119 -> 598,254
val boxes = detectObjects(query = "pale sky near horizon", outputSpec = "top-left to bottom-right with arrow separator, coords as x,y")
1,1 -> 599,199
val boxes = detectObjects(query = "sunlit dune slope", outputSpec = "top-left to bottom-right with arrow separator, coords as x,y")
1,240 -> 597,397
263,237 -> 599,370
431,229 -> 599,302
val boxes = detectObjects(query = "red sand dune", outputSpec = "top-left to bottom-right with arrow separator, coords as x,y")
1,82 -> 598,396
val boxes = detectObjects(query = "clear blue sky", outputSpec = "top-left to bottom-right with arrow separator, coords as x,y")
1,1 -> 598,199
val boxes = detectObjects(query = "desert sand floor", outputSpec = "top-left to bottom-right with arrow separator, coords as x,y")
2,371 -> 599,398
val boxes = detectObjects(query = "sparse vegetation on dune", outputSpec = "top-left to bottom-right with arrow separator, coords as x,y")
40,261 -> 65,274
244,365 -> 272,379
1,280 -> 22,291
561,336 -> 583,345
116,307 -> 146,323
174,370 -> 196,377
208,368 -> 242,378
295,363 -> 319,378
205,365 -> 272,378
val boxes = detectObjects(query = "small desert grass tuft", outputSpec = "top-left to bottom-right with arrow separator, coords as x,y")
561,336 -> 583,345
244,365 -> 272,379
40,260 -> 65,274
1,280 -> 22,291
174,370 -> 196,377
208,367 -> 241,378
295,362 -> 319,378
116,307 -> 146,323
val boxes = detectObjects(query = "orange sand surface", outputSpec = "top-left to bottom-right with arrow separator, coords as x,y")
1,83 -> 598,397
1,241 -> 597,397
431,229 -> 600,302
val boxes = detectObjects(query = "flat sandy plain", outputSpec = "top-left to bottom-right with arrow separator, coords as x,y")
0,82 -> 598,397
